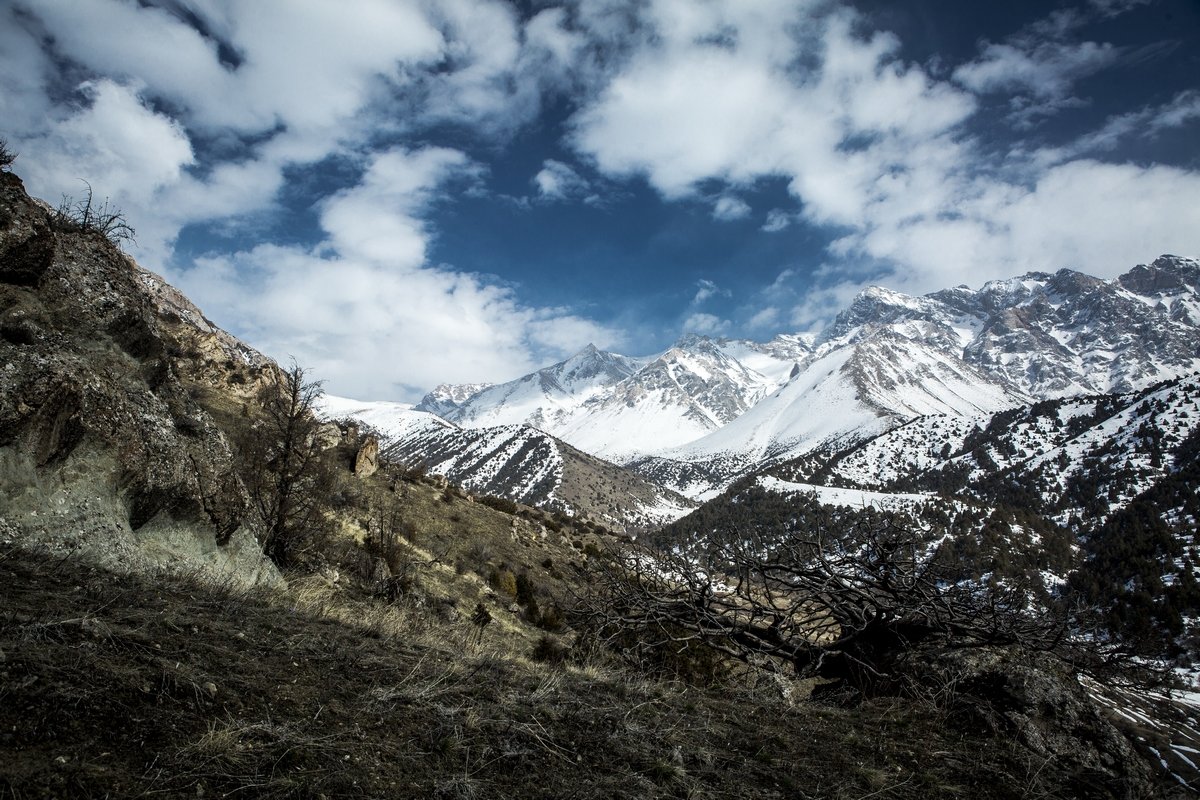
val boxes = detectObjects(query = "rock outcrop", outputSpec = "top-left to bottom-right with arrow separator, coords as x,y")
353,435 -> 379,477
0,171 -> 278,585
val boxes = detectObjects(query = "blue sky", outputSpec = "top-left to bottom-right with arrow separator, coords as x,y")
2,0 -> 1199,400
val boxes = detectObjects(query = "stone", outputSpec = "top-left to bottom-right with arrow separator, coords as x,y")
354,436 -> 379,477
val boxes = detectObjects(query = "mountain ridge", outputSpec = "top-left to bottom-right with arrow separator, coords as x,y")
378,255 -> 1200,504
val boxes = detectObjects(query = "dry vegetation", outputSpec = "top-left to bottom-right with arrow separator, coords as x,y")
1,542 -> 1117,800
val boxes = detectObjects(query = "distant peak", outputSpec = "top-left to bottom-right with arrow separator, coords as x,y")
567,342 -> 624,364
1119,254 -> 1200,296
674,332 -> 712,348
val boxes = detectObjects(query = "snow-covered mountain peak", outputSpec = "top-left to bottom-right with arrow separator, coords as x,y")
415,382 -> 493,417
819,284 -> 946,345
1119,254 -> 1200,298
550,343 -> 641,392
389,255 -> 1199,501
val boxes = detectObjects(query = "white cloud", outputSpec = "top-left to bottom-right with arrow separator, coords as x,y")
533,159 -> 589,200
952,8 -> 1125,127
761,209 -> 794,233
746,306 -> 780,330
712,195 -> 750,221
1,0 -> 621,399
953,40 -> 1118,99
1027,90 -> 1200,168
691,279 -> 729,305
173,147 -> 622,399
4,0 -> 1196,389
319,147 -> 477,266
568,0 -> 1200,320
570,5 -> 975,230
14,79 -> 195,262
683,312 -> 730,336
16,80 -> 194,198
1089,0 -> 1152,17
835,160 -> 1200,295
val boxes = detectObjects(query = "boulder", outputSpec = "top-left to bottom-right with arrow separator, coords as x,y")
354,435 -> 379,477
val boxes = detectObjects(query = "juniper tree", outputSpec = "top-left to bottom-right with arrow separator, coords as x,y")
239,362 -> 333,567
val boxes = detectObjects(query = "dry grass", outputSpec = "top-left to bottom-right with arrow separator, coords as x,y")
0,546 -> 1174,799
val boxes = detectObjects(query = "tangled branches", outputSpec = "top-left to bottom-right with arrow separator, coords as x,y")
53,180 -> 136,247
576,515 -> 1081,694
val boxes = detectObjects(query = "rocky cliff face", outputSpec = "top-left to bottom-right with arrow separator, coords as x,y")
0,172 -> 277,584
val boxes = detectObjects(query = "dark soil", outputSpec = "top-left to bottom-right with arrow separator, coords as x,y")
0,547 -> 1174,799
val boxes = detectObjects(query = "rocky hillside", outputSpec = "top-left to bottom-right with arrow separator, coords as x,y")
318,396 -> 695,532
4,542 -> 1179,799
0,171 -> 276,583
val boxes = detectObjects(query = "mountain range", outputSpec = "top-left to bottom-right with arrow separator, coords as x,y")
322,255 -> 1200,527
4,160 -> 1198,792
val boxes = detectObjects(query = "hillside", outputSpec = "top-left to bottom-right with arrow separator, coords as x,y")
0,170 -> 277,583
2,161 -> 1196,797
6,544 -> 1177,799
318,396 -> 696,532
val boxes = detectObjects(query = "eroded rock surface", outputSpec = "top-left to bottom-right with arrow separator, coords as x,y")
0,172 -> 278,585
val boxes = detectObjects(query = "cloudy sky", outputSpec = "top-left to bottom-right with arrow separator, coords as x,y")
3,0 -> 1199,400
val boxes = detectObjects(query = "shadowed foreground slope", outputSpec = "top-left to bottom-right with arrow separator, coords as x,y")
0,547 -> 1179,800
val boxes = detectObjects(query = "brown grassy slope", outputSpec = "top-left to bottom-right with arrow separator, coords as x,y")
0,545 -> 1174,800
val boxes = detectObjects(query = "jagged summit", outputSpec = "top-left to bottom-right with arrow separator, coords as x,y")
415,381 -> 493,417
390,254 -> 1200,501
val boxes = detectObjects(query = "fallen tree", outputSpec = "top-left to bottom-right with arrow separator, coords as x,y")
576,513 -> 1144,696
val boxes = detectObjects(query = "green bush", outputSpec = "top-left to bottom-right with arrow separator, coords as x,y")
478,494 -> 518,515
489,567 -> 517,600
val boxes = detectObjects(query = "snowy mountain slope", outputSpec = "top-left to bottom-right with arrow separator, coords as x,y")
385,423 -> 563,506
363,255 -> 1200,510
435,336 -> 807,463
381,423 -> 695,531
783,372 -> 1200,527
403,257 -> 1199,497
667,347 -> 887,467
631,256 -> 1200,496
430,344 -> 643,432
940,257 -> 1200,397
316,395 -> 454,441
415,382 -> 493,418
756,475 -> 932,514
316,396 -> 695,531
638,334 -> 1019,500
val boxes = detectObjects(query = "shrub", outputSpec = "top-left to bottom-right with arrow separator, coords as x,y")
0,138 -> 16,170
478,494 -> 519,515
53,180 -> 136,247
515,573 -> 537,608
489,567 -> 517,599
538,605 -> 565,632
530,635 -> 568,665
